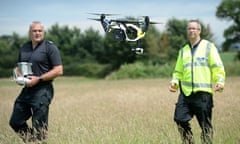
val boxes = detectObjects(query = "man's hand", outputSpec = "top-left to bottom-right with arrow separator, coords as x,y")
26,75 -> 40,87
169,83 -> 178,92
213,84 -> 224,92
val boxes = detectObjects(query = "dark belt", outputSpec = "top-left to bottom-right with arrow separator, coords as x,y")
24,80 -> 52,89
37,80 -> 52,86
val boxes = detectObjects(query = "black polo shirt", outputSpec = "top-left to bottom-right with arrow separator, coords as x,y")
188,39 -> 202,56
18,40 -> 62,77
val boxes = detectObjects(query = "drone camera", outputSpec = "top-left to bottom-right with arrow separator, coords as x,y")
132,48 -> 144,54
114,29 -> 126,41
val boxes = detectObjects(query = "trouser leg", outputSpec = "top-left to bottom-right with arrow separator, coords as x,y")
176,121 -> 195,144
195,92 -> 213,144
32,104 -> 49,142
9,101 -> 34,142
31,84 -> 53,142
200,127 -> 213,144
197,109 -> 213,144
174,93 -> 194,144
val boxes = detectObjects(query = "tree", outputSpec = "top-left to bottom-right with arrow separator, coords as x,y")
141,25 -> 163,64
163,18 -> 188,61
100,32 -> 136,70
81,27 -> 104,62
45,24 -> 109,76
0,33 -> 28,77
216,0 -> 240,52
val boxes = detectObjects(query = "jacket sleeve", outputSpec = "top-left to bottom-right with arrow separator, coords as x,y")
171,49 -> 183,86
208,43 -> 225,86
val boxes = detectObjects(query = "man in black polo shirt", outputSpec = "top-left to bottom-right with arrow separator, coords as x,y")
9,21 -> 63,143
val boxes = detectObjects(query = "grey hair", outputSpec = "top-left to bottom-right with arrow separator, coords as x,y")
188,19 -> 201,30
28,21 -> 44,38
29,21 -> 44,31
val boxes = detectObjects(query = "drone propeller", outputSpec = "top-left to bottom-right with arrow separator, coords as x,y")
87,13 -> 119,16
88,13 -> 119,22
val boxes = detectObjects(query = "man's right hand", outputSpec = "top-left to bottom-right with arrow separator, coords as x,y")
169,83 -> 178,92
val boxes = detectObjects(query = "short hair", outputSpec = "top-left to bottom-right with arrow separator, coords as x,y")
28,21 -> 44,38
29,21 -> 44,32
188,19 -> 201,31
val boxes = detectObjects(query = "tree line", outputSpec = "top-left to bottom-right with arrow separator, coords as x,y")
0,0 -> 239,78
0,18 -> 213,78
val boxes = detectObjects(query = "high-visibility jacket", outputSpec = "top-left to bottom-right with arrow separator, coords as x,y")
171,39 -> 225,96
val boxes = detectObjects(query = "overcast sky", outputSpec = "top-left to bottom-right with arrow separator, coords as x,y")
0,0 -> 231,45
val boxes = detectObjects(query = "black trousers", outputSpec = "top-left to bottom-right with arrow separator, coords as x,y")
9,83 -> 53,141
174,91 -> 213,144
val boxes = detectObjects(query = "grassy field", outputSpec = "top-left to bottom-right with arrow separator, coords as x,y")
0,76 -> 240,144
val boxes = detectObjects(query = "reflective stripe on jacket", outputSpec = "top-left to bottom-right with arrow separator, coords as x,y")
171,39 -> 225,96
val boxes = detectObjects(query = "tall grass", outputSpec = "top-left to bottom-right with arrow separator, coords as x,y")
0,77 -> 240,144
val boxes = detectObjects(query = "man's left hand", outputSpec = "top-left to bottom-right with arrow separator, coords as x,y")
214,84 -> 224,92
26,75 -> 40,87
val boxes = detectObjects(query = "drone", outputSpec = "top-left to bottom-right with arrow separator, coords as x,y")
88,13 -> 161,54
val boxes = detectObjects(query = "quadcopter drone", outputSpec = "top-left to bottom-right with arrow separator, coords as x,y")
88,13 -> 161,54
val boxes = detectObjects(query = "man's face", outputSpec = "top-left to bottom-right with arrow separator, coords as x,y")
187,22 -> 201,41
30,23 -> 44,43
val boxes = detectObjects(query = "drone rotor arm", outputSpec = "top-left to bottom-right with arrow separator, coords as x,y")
149,21 -> 163,24
111,19 -> 139,24
88,18 -> 101,21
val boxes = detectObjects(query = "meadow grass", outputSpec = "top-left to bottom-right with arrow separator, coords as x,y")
0,77 -> 240,144
220,51 -> 237,64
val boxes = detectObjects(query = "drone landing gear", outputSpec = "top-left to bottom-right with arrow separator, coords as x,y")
131,40 -> 144,54
132,47 -> 144,54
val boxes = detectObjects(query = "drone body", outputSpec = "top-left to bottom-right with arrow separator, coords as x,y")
89,13 -> 161,54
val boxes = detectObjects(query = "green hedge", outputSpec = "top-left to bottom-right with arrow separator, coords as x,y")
106,62 -> 174,80
63,62 -> 112,78
106,60 -> 240,80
